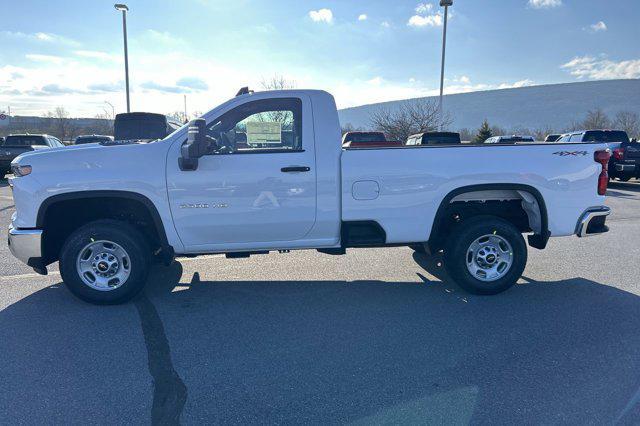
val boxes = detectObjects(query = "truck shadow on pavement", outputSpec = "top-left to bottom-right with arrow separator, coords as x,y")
1,259 -> 640,424
609,180 -> 640,194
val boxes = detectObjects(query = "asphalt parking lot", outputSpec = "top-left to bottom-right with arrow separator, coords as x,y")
1,180 -> 639,424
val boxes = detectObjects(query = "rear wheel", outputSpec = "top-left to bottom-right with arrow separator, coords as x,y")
444,216 -> 527,295
59,220 -> 150,305
618,176 -> 631,182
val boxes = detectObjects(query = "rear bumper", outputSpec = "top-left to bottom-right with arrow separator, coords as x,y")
615,164 -> 637,172
8,225 -> 43,265
575,206 -> 610,238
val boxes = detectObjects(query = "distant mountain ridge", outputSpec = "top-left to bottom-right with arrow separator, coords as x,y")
338,79 -> 640,132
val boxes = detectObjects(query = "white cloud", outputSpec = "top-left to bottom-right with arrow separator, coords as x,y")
25,54 -> 65,64
561,55 -> 640,80
309,9 -> 333,24
459,75 -> 471,84
381,21 -> 391,28
589,21 -> 607,32
74,50 -> 120,61
408,14 -> 443,27
528,0 -> 562,9
498,79 -> 535,89
1,31 -> 80,46
367,77 -> 384,86
358,14 -> 367,21
415,3 -> 434,14
408,3 -> 444,28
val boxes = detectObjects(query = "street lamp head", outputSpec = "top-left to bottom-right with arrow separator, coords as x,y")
114,3 -> 129,11
440,0 -> 453,6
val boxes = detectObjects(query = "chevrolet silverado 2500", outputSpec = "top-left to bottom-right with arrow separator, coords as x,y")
8,90 -> 612,304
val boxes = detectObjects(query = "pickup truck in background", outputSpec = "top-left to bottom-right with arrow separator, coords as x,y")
544,134 -> 562,142
0,134 -> 64,176
8,89 -> 612,305
74,135 -> 114,145
484,135 -> 535,144
341,131 -> 401,148
557,130 -> 638,181
405,132 -> 461,146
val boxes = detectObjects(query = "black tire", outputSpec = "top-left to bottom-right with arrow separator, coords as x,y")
444,216 -> 527,295
618,176 -> 631,182
59,220 -> 150,305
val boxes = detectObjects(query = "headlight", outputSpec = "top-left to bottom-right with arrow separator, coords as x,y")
11,165 -> 32,177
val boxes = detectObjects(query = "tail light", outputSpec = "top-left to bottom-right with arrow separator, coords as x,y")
594,149 -> 611,196
613,147 -> 625,160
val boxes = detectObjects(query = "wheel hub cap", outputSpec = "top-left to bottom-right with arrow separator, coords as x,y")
466,234 -> 514,282
76,240 -> 131,291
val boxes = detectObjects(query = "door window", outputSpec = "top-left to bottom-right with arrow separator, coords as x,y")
206,98 -> 303,154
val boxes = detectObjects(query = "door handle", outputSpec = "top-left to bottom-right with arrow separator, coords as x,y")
281,166 -> 311,173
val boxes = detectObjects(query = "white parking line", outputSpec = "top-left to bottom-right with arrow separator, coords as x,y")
0,271 -> 60,281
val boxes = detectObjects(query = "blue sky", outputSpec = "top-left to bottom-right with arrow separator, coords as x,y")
1,0 -> 639,117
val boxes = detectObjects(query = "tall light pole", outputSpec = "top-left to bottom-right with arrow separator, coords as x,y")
114,4 -> 130,113
438,0 -> 452,130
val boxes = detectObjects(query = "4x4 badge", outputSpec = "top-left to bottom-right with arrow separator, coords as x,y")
553,151 -> 588,156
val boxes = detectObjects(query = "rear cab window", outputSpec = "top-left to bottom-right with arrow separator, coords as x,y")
4,136 -> 47,146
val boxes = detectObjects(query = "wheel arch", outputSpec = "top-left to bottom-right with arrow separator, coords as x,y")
428,183 -> 550,251
37,190 -> 171,264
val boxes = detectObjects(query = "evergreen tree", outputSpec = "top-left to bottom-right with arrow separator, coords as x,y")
474,119 -> 493,143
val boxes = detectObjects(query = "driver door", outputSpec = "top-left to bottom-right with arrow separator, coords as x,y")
167,95 -> 317,250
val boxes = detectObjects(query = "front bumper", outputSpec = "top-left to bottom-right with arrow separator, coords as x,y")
8,225 -> 43,265
575,206 -> 610,238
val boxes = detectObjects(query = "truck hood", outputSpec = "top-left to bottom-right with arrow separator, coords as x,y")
12,140 -> 148,165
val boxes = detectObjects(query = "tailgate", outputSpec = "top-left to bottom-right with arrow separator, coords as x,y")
624,142 -> 640,160
0,147 -> 30,161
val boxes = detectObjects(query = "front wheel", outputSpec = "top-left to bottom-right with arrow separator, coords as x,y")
59,220 -> 150,305
444,216 -> 527,295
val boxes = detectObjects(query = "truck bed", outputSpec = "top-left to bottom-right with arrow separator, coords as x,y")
341,143 -> 607,243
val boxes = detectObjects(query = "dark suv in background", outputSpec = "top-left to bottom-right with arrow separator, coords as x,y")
557,130 -> 639,181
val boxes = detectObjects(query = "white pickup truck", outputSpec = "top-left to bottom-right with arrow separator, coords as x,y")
8,89 -> 612,304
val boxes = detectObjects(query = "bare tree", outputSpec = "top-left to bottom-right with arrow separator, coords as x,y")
46,106 -> 77,141
613,111 -> 640,138
93,113 -> 115,135
341,122 -> 362,136
370,100 -> 451,143
582,108 -> 610,130
166,111 -> 188,124
260,75 -> 296,91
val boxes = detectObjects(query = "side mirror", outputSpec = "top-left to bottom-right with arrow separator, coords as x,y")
179,119 -> 209,171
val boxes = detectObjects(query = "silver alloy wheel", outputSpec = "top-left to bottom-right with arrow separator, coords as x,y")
466,234 -> 514,282
76,240 -> 131,291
